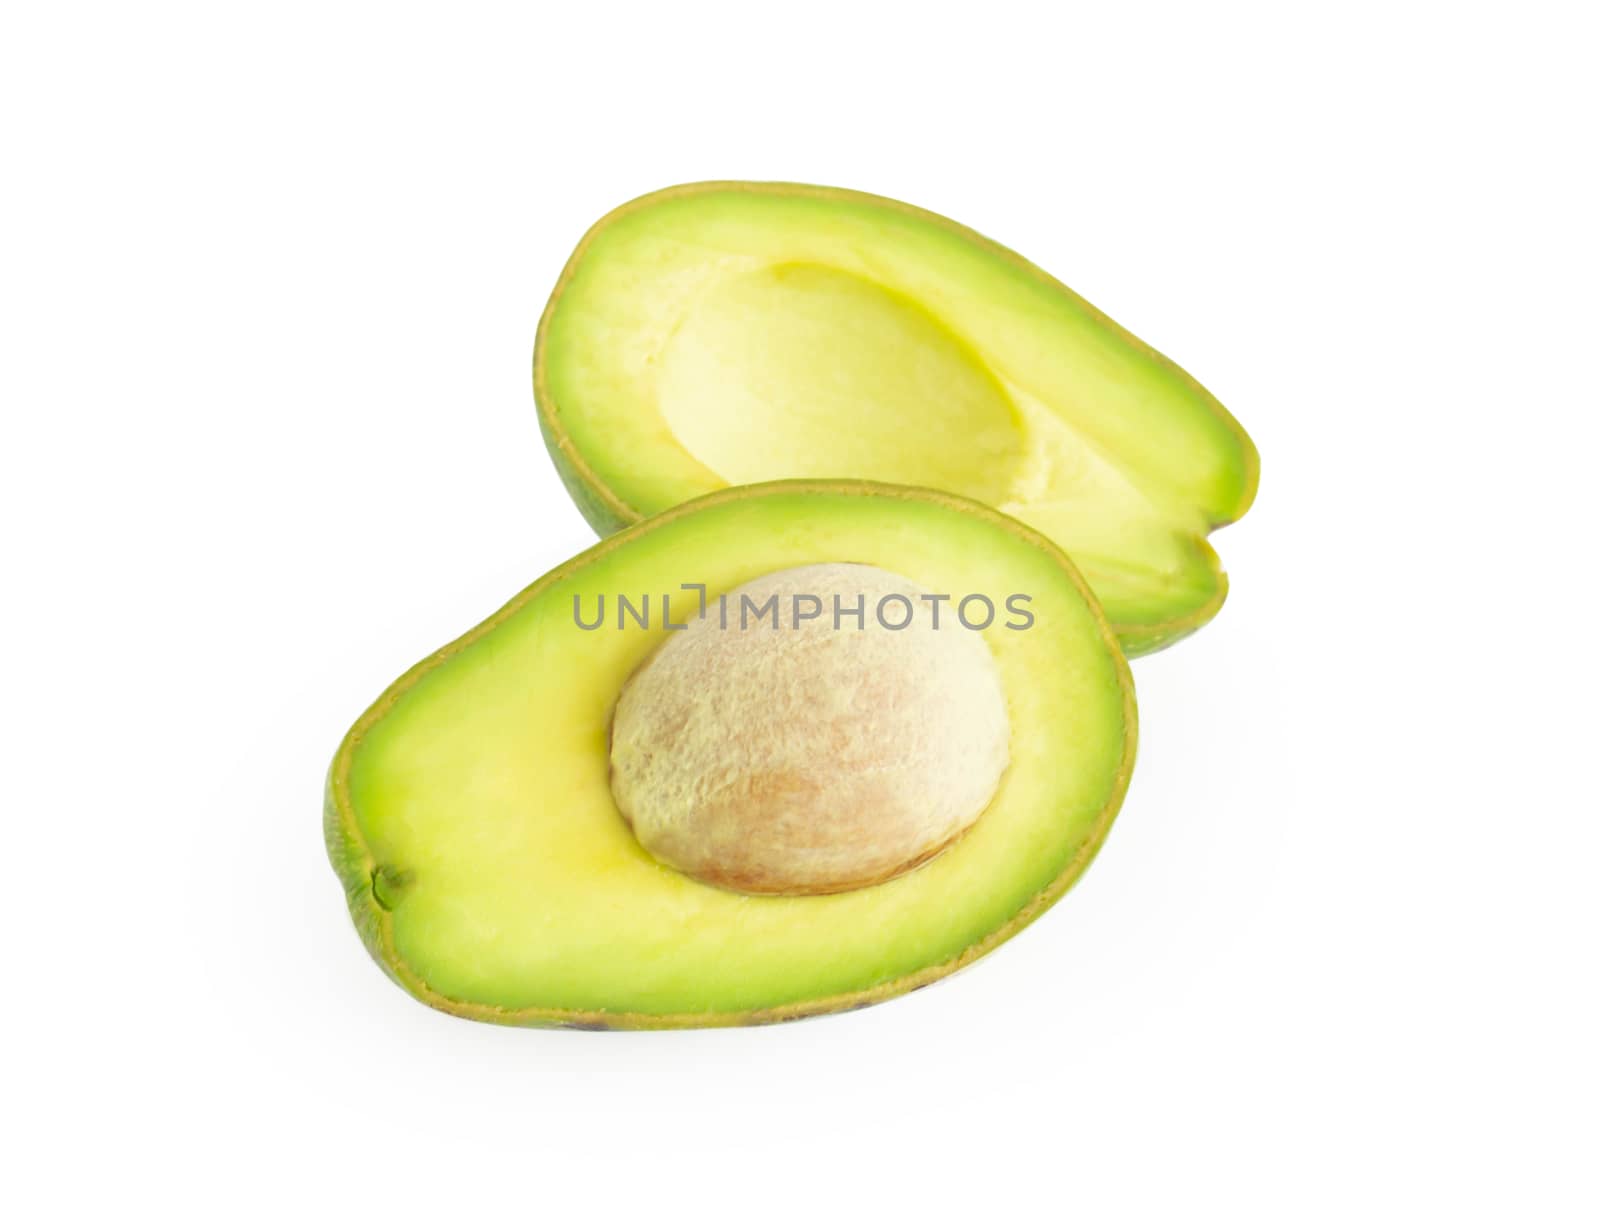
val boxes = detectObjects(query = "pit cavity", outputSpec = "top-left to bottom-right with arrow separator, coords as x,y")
653,263 -> 1025,504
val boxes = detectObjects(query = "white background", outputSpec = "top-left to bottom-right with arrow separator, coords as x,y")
5,2 -> 1596,1209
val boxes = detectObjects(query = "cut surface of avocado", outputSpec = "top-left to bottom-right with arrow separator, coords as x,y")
535,182 -> 1259,655
326,482 -> 1137,1028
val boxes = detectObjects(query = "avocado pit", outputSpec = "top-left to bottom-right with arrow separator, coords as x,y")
607,563 -> 1011,895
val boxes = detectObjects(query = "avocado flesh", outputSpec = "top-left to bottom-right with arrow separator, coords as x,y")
536,182 -> 1259,655
326,482 -> 1137,1027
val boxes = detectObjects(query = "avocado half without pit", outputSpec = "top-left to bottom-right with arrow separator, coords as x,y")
535,182 -> 1259,655
326,483 -> 1136,1028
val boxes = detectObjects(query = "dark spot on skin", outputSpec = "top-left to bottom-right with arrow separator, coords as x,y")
370,865 -> 414,911
561,1020 -> 614,1031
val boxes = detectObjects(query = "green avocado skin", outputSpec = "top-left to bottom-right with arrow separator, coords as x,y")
536,407 -> 631,537
323,774 -> 394,990
326,772 -> 478,1021
1109,590 -> 1224,657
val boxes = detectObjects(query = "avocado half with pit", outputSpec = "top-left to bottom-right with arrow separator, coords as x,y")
326,482 -> 1136,1027
534,182 -> 1259,656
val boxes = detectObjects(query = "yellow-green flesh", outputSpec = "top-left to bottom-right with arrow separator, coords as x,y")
333,485 -> 1135,1022
537,183 -> 1259,654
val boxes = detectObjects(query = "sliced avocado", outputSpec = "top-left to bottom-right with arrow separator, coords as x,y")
535,181 -> 1259,655
326,481 -> 1136,1028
